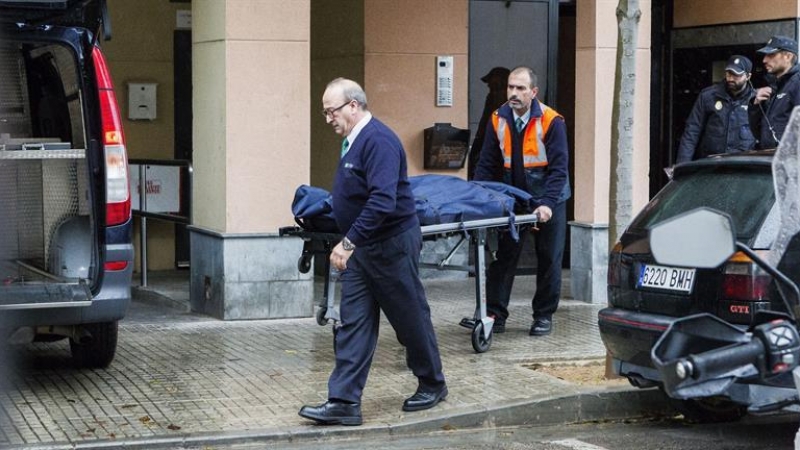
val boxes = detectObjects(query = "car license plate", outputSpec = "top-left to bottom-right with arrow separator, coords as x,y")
637,264 -> 696,293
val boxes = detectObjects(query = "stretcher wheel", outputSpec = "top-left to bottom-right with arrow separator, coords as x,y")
298,255 -> 313,273
316,307 -> 328,326
471,322 -> 492,353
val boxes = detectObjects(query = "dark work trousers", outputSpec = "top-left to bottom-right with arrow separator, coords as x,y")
486,201 -> 567,324
327,226 -> 446,404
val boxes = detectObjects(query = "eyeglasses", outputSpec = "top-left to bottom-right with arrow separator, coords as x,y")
321,101 -> 352,118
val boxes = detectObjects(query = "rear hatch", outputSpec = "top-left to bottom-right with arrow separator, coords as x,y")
0,0 -> 105,30
608,156 -> 776,323
0,0 -> 107,310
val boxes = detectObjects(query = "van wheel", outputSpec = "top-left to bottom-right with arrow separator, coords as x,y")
70,321 -> 118,369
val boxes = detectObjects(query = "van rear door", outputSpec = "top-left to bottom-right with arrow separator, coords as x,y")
0,2 -> 102,311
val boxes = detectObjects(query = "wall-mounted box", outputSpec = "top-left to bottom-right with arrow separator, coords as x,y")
128,82 -> 157,120
423,123 -> 469,170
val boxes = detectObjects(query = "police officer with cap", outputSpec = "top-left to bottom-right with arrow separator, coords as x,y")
750,35 -> 800,149
676,55 -> 756,163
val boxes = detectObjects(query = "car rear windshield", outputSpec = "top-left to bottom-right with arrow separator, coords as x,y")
628,168 -> 774,240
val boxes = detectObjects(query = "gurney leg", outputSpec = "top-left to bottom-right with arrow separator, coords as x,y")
437,235 -> 468,269
324,267 -> 341,326
471,228 -> 493,352
316,256 -> 342,326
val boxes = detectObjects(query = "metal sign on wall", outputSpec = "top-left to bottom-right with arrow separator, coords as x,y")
129,164 -> 180,213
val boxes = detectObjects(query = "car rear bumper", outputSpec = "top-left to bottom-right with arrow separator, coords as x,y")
598,307 -> 675,381
598,307 -> 797,397
0,243 -> 133,329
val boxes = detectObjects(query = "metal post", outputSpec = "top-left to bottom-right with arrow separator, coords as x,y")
139,164 -> 148,287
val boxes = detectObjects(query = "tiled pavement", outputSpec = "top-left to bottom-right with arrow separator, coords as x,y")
0,272 -> 629,449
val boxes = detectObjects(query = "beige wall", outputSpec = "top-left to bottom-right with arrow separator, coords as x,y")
104,0 -> 185,160
104,0 -> 189,271
309,0 -> 469,188
574,0 -> 651,225
674,0 -> 800,28
310,1 -> 365,190
364,0 -> 469,177
193,0 -> 311,234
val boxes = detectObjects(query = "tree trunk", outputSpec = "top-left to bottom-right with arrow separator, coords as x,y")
606,0 -> 641,380
608,0 -> 641,249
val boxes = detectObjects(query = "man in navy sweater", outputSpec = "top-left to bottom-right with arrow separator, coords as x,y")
299,78 -> 447,426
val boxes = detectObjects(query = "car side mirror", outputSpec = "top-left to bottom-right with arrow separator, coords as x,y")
649,207 -> 736,269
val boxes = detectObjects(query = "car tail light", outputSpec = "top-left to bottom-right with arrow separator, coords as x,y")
104,261 -> 128,271
608,242 -> 623,287
722,251 -> 772,301
92,46 -> 130,227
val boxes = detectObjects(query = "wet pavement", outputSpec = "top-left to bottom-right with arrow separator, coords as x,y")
0,271 -> 663,449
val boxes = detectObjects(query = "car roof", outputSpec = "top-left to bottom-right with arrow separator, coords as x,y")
674,151 -> 774,178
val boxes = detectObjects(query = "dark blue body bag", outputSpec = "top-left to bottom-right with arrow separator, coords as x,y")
291,175 -> 534,233
291,185 -> 340,232
409,175 -> 533,225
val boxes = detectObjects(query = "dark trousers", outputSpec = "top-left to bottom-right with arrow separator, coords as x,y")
327,226 -> 446,403
486,201 -> 566,323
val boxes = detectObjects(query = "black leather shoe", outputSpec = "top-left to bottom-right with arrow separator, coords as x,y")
402,385 -> 448,412
298,401 -> 362,426
489,315 -> 505,334
529,318 -> 552,336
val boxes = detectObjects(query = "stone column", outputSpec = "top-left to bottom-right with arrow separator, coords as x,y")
189,0 -> 312,320
570,0 -> 650,304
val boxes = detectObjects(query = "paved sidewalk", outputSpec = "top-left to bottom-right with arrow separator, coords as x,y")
0,271 -> 663,449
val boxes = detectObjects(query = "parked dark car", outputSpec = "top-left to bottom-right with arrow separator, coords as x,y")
0,0 -> 133,368
598,152 -> 798,420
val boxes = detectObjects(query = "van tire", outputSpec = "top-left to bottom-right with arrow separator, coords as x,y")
70,321 -> 118,368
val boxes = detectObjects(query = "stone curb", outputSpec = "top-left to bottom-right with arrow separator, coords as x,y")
8,387 -> 669,450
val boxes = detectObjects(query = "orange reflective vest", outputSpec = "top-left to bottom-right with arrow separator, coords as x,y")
492,102 -> 563,169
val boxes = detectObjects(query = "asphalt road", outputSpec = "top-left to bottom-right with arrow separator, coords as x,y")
175,413 -> 800,450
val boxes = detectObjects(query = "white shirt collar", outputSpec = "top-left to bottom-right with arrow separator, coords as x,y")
345,112 -> 373,148
513,109 -> 531,125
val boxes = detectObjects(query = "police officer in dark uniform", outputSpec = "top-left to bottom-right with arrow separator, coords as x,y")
751,35 -> 800,149
676,55 -> 756,163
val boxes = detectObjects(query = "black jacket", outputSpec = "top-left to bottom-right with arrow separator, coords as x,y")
677,82 -> 755,163
750,63 -> 800,149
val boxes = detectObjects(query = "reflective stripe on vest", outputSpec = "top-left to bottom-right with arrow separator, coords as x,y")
493,103 -> 562,169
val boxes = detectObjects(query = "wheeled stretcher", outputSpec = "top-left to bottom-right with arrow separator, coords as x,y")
278,212 -> 539,353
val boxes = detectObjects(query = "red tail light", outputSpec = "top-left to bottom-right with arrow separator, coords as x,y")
92,47 -> 130,227
608,242 -> 623,287
722,251 -> 772,301
104,261 -> 128,271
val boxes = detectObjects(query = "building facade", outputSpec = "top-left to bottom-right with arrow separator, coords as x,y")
101,0 -> 798,319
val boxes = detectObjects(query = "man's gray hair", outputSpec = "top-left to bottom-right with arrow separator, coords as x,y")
511,66 -> 538,88
327,77 -> 368,109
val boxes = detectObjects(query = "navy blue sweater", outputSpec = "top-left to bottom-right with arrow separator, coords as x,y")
332,117 -> 418,246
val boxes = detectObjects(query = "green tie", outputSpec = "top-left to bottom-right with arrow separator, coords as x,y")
515,118 -> 525,133
341,139 -> 350,158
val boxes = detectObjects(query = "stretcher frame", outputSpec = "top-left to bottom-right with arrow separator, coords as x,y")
278,212 -> 539,353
